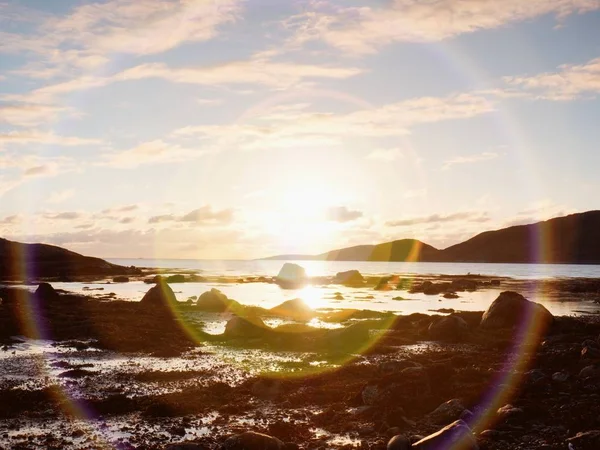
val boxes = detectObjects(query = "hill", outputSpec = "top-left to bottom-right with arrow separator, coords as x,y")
0,238 -> 140,280
262,211 -> 600,264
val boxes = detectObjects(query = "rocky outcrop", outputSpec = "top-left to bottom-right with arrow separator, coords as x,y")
480,291 -> 554,330
428,315 -> 468,341
412,420 -> 478,449
333,270 -> 364,286
34,283 -> 59,302
196,288 -> 240,312
224,316 -> 269,339
221,431 -> 283,450
140,280 -> 178,309
269,298 -> 314,321
274,263 -> 307,289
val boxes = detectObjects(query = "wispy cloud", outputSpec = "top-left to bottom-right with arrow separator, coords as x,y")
101,140 -> 205,168
443,152 -> 499,169
148,206 -> 234,226
0,103 -> 73,127
48,189 -> 75,204
326,206 -> 363,223
287,0 -> 600,55
504,57 -> 600,101
386,211 -> 490,227
0,130 -> 101,147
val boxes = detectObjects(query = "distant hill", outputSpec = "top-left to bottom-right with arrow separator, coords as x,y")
262,211 -> 600,264
439,210 -> 600,263
0,238 -> 140,280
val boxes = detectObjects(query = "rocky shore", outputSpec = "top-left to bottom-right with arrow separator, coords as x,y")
1,276 -> 600,449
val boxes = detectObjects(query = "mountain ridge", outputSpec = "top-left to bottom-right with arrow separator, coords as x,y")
262,211 -> 600,264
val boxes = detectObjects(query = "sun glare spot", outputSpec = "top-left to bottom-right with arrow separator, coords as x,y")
297,285 -> 326,309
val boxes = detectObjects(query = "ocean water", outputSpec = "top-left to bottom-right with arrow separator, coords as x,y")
107,259 -> 600,280
18,259 -> 597,317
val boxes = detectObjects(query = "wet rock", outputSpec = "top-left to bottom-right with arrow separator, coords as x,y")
362,384 -> 379,406
566,430 -> 600,449
443,292 -> 459,299
552,371 -> 569,383
270,298 -> 314,321
579,365 -> 600,379
427,398 -> 466,425
197,289 -> 239,312
582,339 -> 599,349
166,274 -> 186,283
165,443 -> 207,450
251,378 -> 282,400
334,270 -> 364,286
333,293 -> 344,300
412,420 -> 478,449
112,276 -> 129,283
387,434 -> 411,450
58,369 -> 95,379
35,283 -> 59,301
378,360 -> 421,376
451,279 -> 478,291
221,431 -> 283,450
275,263 -> 307,289
582,346 -> 600,360
325,322 -> 370,351
140,280 -> 178,308
496,404 -> 523,422
427,315 -> 468,341
224,315 -> 268,339
460,409 -> 474,424
479,429 -> 502,439
480,291 -> 554,331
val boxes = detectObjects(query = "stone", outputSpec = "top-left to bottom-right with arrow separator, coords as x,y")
582,346 -> 600,360
579,365 -> 600,379
386,434 -> 411,450
112,276 -> 130,283
428,399 -> 466,425
35,283 -> 59,301
480,291 -> 554,331
224,315 -> 268,339
334,270 -> 365,286
140,280 -> 178,308
551,371 -> 569,383
412,420 -> 478,450
251,378 -> 282,400
567,430 -> 600,449
270,298 -> 314,321
197,289 -> 239,312
275,263 -> 308,289
221,431 -> 283,450
496,404 -> 523,421
378,360 -> 420,376
164,444 -> 207,450
428,316 -> 468,341
166,274 -> 186,283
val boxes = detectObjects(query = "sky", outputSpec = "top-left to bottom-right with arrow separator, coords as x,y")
1,0 -> 599,259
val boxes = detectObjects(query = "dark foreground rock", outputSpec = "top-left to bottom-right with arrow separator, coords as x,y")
480,291 -> 554,331
412,420 -> 478,449
196,288 -> 240,312
269,298 -> 314,321
140,280 -> 178,309
221,431 -> 283,450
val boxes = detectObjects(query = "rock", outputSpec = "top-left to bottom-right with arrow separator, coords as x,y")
387,435 -> 411,450
552,371 -> 569,383
58,369 -> 95,379
197,289 -> 239,312
412,420 -> 478,449
334,270 -> 364,286
427,316 -> 468,341
378,360 -> 420,376
221,431 -> 283,450
166,274 -> 186,283
480,291 -> 554,331
251,378 -> 281,400
362,384 -> 379,406
112,276 -> 130,283
566,430 -> 600,449
579,365 -> 600,379
427,399 -> 466,425
582,346 -> 600,360
274,263 -> 308,289
496,404 -> 523,422
479,429 -> 502,439
460,409 -> 474,424
490,280 -> 501,286
325,322 -> 370,351
451,279 -> 478,291
224,315 -> 268,339
334,293 -> 344,300
35,283 -> 59,301
164,444 -> 207,450
140,280 -> 178,308
270,298 -> 314,321
583,339 -> 599,349
443,292 -> 459,299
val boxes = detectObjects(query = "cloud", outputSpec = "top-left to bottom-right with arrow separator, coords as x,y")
101,139 -> 205,168
44,212 -> 83,220
149,206 -> 234,225
0,215 -> 21,225
288,0 -> 600,55
386,211 -> 490,227
197,98 -> 223,105
0,103 -> 72,127
48,190 -> 75,204
443,152 -> 499,169
173,94 -> 494,152
119,217 -> 135,224
504,57 -> 600,100
327,206 -> 363,223
366,148 -> 403,162
0,130 -> 101,147
102,204 -> 139,214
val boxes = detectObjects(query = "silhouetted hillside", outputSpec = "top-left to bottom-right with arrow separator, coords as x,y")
440,211 -> 600,263
0,238 -> 140,279
262,211 -> 600,264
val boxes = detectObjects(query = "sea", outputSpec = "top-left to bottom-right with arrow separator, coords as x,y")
17,259 -> 597,319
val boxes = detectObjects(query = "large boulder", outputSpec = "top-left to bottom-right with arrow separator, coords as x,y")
412,420 -> 478,449
35,283 -> 59,302
275,263 -> 307,289
270,298 -> 314,321
428,315 -> 469,341
480,291 -> 554,331
221,431 -> 283,450
427,398 -> 466,424
333,270 -> 364,286
140,280 -> 178,308
197,288 -> 239,312
224,315 -> 269,339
